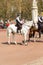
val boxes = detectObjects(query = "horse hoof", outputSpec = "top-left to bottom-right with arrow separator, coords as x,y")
14,41 -> 17,45
25,43 -> 28,46
34,40 -> 36,42
8,42 -> 10,45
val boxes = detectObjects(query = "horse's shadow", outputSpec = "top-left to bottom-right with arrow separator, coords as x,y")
2,42 -> 9,45
29,39 -> 43,42
36,40 -> 43,42
2,39 -> 43,45
2,42 -> 24,45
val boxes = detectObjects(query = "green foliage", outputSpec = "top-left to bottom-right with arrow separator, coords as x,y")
38,0 -> 43,14
0,0 -> 43,20
21,0 -> 32,20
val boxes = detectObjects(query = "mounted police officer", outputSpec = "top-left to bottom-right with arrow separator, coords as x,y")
38,15 -> 43,31
16,14 -> 22,33
38,16 -> 43,23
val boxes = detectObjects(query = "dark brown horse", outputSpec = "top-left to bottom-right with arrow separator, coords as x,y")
29,21 -> 43,38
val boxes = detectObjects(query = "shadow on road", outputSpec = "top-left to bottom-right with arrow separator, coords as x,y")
2,42 -> 24,45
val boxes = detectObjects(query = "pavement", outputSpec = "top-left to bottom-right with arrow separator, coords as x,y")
0,30 -> 43,65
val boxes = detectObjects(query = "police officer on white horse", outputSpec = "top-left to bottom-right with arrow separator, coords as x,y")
16,14 -> 24,33
15,14 -> 21,33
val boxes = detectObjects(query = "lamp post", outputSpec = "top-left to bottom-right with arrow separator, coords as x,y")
32,0 -> 38,23
32,0 -> 38,28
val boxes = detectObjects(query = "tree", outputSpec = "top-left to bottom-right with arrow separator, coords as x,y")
0,0 -> 43,20
38,0 -> 43,14
21,0 -> 32,20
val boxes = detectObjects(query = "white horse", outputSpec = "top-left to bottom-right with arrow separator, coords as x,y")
7,20 -> 34,45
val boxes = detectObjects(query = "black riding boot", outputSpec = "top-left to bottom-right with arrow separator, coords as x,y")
17,28 -> 18,33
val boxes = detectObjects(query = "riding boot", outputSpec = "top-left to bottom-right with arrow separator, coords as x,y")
17,28 -> 18,33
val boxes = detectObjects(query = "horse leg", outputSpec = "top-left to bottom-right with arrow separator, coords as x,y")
33,31 -> 35,37
39,30 -> 41,38
34,31 -> 39,42
33,31 -> 37,42
7,32 -> 11,45
28,30 -> 31,41
24,33 -> 29,46
7,29 -> 11,45
12,34 -> 17,45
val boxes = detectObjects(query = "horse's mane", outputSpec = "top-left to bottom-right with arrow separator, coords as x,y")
23,20 -> 33,27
